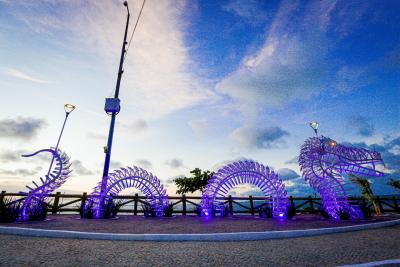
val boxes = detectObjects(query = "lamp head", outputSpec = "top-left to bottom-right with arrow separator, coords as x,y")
329,140 -> 337,148
64,104 -> 76,114
123,1 -> 128,7
309,121 -> 319,131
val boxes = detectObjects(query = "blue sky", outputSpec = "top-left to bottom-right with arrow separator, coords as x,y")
0,0 -> 399,197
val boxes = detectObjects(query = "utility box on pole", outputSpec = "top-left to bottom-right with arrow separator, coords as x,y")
104,98 -> 121,115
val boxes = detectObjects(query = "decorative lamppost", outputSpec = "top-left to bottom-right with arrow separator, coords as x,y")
97,1 -> 130,218
309,121 -> 319,136
47,104 -> 76,175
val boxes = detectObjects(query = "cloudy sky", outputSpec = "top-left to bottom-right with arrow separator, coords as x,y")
0,0 -> 399,197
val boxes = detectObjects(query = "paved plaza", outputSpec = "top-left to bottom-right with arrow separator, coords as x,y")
0,225 -> 399,266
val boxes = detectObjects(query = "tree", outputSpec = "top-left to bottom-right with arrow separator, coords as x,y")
388,179 -> 400,191
349,174 -> 381,215
173,168 -> 214,195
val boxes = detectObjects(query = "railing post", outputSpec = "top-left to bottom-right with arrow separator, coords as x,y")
134,193 -> 138,215
289,196 -> 294,208
308,195 -> 314,213
249,195 -> 254,215
376,196 -> 384,213
80,192 -> 87,213
0,191 -> 6,203
52,192 -> 61,214
228,195 -> 233,216
182,194 -> 187,216
393,196 -> 399,213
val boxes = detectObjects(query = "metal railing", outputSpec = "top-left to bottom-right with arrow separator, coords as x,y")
1,191 -> 399,215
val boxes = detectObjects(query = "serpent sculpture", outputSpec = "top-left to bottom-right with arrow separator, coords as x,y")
200,160 -> 288,218
299,136 -> 384,219
85,166 -> 168,218
19,148 -> 72,221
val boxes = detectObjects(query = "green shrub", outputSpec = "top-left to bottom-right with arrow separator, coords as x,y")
360,203 -> 373,219
80,199 -> 123,219
142,204 -> 157,217
0,198 -> 21,223
338,209 -> 350,220
27,199 -> 48,221
195,206 -> 202,217
103,199 -> 123,218
287,206 -> 296,220
258,206 -> 272,218
164,202 -> 174,217
318,209 -> 330,219
79,200 -> 94,219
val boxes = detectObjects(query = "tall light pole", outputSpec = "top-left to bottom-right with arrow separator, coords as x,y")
97,1 -> 130,218
47,104 -> 76,175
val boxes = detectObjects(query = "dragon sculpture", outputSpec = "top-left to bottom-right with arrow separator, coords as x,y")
201,160 -> 288,218
85,165 -> 168,218
299,136 -> 384,219
19,148 -> 72,221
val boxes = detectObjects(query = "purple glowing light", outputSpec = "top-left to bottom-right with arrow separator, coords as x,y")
200,160 -> 289,219
299,136 -> 384,220
86,165 -> 168,218
19,148 -> 72,221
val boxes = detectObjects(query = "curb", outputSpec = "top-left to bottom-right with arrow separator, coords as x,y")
337,259 -> 400,267
0,219 -> 399,242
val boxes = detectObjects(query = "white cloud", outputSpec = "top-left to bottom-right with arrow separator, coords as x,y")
165,158 -> 184,169
333,66 -> 370,92
211,157 -> 254,172
6,0 -> 212,119
71,160 -> 94,176
216,1 -> 327,111
135,159 -> 152,169
0,167 -> 42,177
277,168 -> 299,180
347,115 -> 375,137
329,1 -> 369,38
215,1 -> 372,117
110,160 -> 123,170
389,145 -> 400,155
188,118 -> 212,137
3,68 -> 50,83
230,125 -> 289,150
72,0 -> 212,118
119,119 -> 148,134
222,0 -> 269,23
285,156 -> 298,165
87,132 -> 107,140
0,117 -> 46,140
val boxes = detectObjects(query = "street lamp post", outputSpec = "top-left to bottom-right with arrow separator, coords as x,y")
97,1 -> 130,218
47,104 -> 76,175
309,121 -> 319,136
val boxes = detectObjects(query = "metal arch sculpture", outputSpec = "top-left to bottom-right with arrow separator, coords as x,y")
19,148 -> 72,221
299,136 -> 384,219
87,166 -> 168,218
200,160 -> 289,219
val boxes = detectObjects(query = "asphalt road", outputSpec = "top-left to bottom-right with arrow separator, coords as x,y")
0,225 -> 399,267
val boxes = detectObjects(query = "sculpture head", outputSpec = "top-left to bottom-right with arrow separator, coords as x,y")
313,136 -> 384,177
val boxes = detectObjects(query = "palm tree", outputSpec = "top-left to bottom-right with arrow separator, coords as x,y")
388,179 -> 400,191
349,174 -> 381,215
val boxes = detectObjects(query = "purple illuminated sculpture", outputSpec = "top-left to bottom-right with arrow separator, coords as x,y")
19,148 -> 72,221
299,136 -> 384,219
87,166 -> 168,218
200,160 -> 288,218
